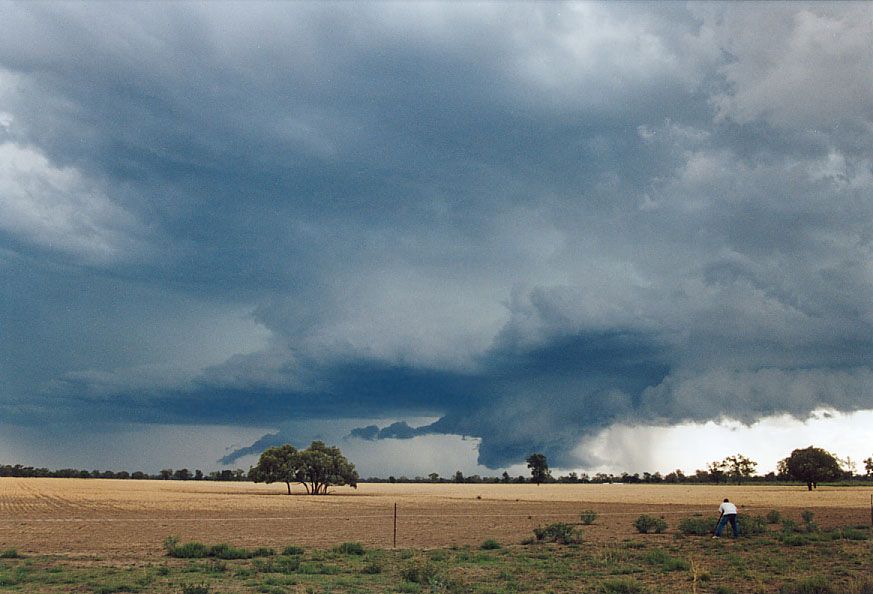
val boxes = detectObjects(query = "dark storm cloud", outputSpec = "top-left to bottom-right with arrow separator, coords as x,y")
2,2 -> 872,468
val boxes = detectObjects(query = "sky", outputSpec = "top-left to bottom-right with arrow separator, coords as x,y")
1,1 -> 872,477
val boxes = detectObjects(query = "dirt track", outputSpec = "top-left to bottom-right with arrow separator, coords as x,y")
1,479 -> 870,561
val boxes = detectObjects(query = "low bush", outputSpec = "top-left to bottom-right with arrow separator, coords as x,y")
580,510 -> 598,525
480,539 -> 501,550
164,537 -> 274,559
742,514 -> 768,536
840,528 -> 870,541
400,561 -> 439,584
643,548 -> 689,571
766,509 -> 782,524
780,576 -> 836,594
281,545 -> 304,556
0,549 -> 20,559
333,542 -> 365,555
180,584 -> 210,594
253,556 -> 300,574
598,577 -> 647,593
532,522 -> 582,544
361,562 -> 383,574
678,516 -> 718,536
633,515 -> 667,534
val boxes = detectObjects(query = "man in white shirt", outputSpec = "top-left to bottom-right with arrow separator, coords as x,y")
714,498 -> 739,538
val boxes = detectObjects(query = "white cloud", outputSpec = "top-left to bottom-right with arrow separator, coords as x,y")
0,142 -> 143,263
576,408 -> 873,476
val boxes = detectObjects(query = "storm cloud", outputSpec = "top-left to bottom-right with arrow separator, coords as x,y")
1,2 -> 872,469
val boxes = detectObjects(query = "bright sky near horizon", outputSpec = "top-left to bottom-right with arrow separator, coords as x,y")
1,2 -> 872,475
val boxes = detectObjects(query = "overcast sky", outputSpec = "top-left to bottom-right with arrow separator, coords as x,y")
1,1 -> 872,476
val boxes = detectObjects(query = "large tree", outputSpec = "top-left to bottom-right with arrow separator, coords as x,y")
723,454 -> 757,484
248,444 -> 301,495
778,446 -> 842,491
526,453 -> 550,485
249,441 -> 358,495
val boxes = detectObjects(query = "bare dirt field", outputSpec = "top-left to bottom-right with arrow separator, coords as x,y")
1,478 -> 871,562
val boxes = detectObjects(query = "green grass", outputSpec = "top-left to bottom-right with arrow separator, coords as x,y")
1,526 -> 872,593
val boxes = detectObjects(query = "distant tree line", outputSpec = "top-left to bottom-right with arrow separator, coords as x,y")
3,445 -> 871,487
0,464 -> 249,481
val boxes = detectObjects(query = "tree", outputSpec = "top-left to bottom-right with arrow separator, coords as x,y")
723,454 -> 757,484
707,460 -> 727,484
249,441 -> 358,495
864,457 -> 873,477
428,472 -> 440,482
249,444 -> 300,495
779,446 -> 842,491
526,453 -> 550,486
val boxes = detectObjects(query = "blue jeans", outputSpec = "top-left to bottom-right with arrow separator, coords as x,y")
715,514 -> 739,537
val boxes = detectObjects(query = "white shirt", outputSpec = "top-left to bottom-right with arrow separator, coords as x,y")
719,502 -> 738,515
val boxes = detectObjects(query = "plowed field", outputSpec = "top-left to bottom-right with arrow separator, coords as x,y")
1,479 -> 870,562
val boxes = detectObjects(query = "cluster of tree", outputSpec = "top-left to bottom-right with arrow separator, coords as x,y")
0,464 -> 248,481
249,441 -> 358,495
4,444 -> 871,490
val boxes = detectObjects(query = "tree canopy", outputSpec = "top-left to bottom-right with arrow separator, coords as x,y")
249,441 -> 358,495
526,453 -> 550,485
778,446 -> 842,490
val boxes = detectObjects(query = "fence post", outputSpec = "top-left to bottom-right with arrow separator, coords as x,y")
393,502 -> 397,548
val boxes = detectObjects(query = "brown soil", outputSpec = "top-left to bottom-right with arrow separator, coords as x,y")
1,479 -> 870,562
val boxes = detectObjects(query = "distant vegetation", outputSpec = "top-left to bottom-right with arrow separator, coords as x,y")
2,445 -> 871,487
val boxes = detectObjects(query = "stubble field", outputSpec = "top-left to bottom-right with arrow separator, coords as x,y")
0,478 -> 870,558
0,478 -> 871,593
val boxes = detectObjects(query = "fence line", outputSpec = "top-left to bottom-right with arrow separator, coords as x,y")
0,509 -> 714,523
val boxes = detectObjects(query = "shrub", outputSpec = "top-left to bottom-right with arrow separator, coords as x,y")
840,528 -> 870,541
533,523 -> 582,544
780,576 -> 836,594
180,585 -> 210,594
742,514 -> 768,536
766,510 -> 782,524
333,542 -> 365,555
634,515 -> 667,534
282,545 -> 305,556
253,556 -> 300,574
400,561 -> 439,584
0,549 -> 19,559
580,510 -> 598,525
599,577 -> 647,593
800,510 -> 815,524
678,516 -> 718,536
361,562 -> 383,574
480,539 -> 501,550
643,548 -> 689,571
163,537 -> 274,559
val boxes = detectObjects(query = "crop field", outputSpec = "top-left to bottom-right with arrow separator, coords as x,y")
0,478 -> 871,592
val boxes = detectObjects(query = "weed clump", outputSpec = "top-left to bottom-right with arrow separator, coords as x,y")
180,584 -> 210,594
779,576 -> 836,594
678,516 -> 718,536
333,542 -> 365,555
766,510 -> 782,524
281,545 -> 304,556
580,510 -> 598,525
163,537 -> 274,559
532,522 -> 582,544
400,561 -> 439,584
633,515 -> 667,534
0,549 -> 20,559
643,548 -> 690,571
480,539 -> 501,550
598,577 -> 647,593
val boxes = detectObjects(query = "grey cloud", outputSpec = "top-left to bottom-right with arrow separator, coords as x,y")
1,2 -> 872,470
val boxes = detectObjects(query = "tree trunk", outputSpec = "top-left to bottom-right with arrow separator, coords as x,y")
286,481 -> 291,495
807,482 -> 813,491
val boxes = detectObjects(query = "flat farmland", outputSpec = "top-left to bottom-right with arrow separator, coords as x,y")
1,478 -> 871,560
